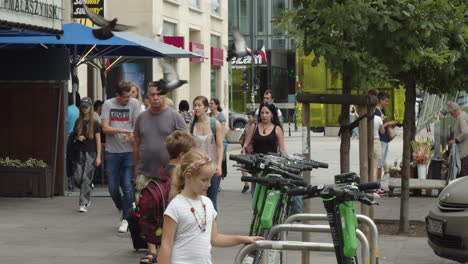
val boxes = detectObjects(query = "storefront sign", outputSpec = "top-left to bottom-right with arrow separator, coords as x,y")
211,47 -> 223,67
163,36 -> 185,49
72,0 -> 104,18
0,0 -> 63,30
230,55 -> 264,65
189,42 -> 204,63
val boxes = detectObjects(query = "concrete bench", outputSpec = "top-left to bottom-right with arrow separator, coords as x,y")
388,178 -> 447,196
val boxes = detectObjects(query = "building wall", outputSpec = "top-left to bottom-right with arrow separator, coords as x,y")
104,0 -> 229,114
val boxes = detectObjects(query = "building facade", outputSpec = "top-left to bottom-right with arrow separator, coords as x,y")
228,0 -> 295,116
79,0 -> 229,113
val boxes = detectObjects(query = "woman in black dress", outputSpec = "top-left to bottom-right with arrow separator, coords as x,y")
242,102 -> 287,155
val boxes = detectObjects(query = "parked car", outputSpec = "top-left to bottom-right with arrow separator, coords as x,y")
426,176 -> 468,263
229,109 -> 248,129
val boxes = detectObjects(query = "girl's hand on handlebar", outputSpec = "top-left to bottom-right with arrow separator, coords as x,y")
242,236 -> 265,244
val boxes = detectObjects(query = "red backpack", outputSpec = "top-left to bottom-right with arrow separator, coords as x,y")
138,167 -> 172,245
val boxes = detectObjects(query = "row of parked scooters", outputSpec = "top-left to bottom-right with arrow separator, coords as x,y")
230,153 -> 381,264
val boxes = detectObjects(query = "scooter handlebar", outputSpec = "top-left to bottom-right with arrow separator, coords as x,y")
229,154 -> 254,167
358,181 -> 381,191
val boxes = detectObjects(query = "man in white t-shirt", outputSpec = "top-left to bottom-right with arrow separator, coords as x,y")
254,90 -> 283,126
373,104 -> 397,194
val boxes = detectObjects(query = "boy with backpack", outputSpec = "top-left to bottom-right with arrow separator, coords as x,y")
137,130 -> 196,264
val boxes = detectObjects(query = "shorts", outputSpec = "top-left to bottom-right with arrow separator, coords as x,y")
373,139 -> 382,162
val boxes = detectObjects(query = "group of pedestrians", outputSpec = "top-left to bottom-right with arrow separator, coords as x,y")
67,80 -> 259,263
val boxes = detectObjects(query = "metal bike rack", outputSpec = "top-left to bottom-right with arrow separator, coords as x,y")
283,213 -> 379,264
266,224 -> 370,264
235,240 -> 335,264
234,225 -> 370,264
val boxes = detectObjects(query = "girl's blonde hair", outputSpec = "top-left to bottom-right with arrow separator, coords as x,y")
75,106 -> 96,139
170,150 -> 212,199
130,82 -> 143,105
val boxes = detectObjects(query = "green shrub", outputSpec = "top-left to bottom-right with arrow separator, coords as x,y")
0,157 -> 48,168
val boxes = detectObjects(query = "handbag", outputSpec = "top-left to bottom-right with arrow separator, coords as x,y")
242,124 -> 256,154
245,142 -> 254,154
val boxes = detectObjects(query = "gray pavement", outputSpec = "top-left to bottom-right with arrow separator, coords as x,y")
0,130 -> 457,264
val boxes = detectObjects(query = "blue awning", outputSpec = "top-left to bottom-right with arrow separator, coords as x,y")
0,23 -> 202,59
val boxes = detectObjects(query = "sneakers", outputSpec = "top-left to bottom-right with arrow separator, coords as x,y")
377,189 -> 389,195
78,201 -> 91,213
79,205 -> 88,213
242,185 -> 250,194
118,220 -> 129,233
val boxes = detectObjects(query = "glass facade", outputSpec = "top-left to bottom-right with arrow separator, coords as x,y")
228,0 -> 295,115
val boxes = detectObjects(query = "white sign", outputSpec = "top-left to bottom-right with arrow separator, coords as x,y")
0,0 -> 63,31
230,55 -> 264,65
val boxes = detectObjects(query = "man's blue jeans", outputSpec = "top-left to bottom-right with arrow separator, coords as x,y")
207,175 -> 222,211
105,152 -> 134,220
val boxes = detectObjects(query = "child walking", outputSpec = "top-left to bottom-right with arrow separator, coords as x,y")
158,150 -> 263,264
72,97 -> 101,213
138,130 -> 196,264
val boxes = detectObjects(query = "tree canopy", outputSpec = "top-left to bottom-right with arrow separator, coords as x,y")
280,0 -> 468,232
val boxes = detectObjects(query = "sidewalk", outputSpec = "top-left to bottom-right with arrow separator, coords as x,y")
0,131 -> 457,264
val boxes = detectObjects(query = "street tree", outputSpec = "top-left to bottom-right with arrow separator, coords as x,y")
364,0 -> 468,232
280,0 -> 388,173
281,0 -> 468,232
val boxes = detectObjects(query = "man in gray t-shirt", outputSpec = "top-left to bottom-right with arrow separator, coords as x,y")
101,82 -> 140,233
133,81 -> 186,206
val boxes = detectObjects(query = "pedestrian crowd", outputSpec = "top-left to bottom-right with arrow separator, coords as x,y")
65,83 -> 292,263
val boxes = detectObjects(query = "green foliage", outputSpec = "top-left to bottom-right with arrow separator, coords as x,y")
279,0 -> 468,93
0,157 -> 48,168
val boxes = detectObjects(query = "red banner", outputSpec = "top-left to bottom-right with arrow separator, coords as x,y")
210,47 -> 223,66
189,42 -> 204,63
163,36 -> 184,49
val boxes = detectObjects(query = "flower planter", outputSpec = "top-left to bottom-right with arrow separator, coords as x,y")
417,164 -> 428,180
0,167 -> 52,197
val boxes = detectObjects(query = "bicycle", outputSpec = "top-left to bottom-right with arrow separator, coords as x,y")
287,173 -> 380,264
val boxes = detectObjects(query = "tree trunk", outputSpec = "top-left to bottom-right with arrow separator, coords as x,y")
399,80 -> 416,233
339,74 -> 352,173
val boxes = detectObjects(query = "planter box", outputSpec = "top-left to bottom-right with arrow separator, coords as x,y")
0,167 -> 52,197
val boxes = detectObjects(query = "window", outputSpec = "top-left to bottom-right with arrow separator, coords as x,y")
162,21 -> 176,36
188,0 -> 200,9
211,35 -> 220,48
211,68 -> 219,98
228,0 -> 236,29
272,38 -> 286,49
211,0 -> 220,16
239,0 -> 248,33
